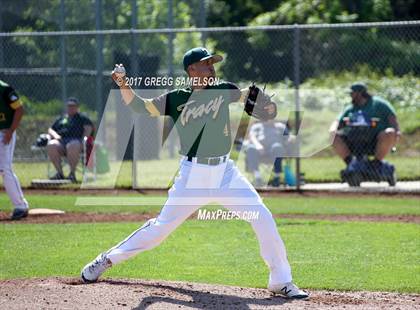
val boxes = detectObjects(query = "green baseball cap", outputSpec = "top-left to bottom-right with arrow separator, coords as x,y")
183,47 -> 223,71
350,82 -> 367,93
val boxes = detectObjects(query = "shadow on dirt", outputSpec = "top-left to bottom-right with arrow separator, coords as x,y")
107,279 -> 293,309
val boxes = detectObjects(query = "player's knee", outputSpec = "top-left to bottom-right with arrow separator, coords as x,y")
139,218 -> 176,248
47,141 -> 61,153
143,217 -> 175,238
47,139 -> 60,147
384,128 -> 397,138
66,141 -> 81,153
140,218 -> 156,229
332,134 -> 344,147
378,128 -> 397,142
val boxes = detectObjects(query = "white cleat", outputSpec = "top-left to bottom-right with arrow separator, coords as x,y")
268,282 -> 309,299
81,253 -> 112,283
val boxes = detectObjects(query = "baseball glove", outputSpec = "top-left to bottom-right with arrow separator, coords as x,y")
35,133 -> 50,147
244,83 -> 277,120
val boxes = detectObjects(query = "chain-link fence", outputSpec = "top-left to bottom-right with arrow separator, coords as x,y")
0,21 -> 419,188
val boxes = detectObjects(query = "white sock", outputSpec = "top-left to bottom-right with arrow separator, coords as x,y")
254,171 -> 261,179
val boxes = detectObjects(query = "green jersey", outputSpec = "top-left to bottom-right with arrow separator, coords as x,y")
338,96 -> 396,135
0,80 -> 22,130
130,82 -> 242,157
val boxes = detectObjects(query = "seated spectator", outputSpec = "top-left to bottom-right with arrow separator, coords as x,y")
245,119 -> 293,187
329,82 -> 400,170
47,97 -> 93,182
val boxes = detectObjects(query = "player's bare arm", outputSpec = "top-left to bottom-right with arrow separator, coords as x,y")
48,127 -> 61,140
388,114 -> 401,141
111,64 -> 135,105
3,106 -> 24,145
83,124 -> 93,138
329,120 -> 340,140
111,64 -> 158,114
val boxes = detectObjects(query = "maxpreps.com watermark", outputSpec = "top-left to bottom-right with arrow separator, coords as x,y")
197,209 -> 259,221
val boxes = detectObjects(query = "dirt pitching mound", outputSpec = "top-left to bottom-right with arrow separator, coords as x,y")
0,277 -> 418,309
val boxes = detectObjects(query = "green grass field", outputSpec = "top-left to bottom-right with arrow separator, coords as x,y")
11,154 -> 420,188
1,193 -> 419,293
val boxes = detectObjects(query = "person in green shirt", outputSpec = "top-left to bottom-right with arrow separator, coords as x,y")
330,82 -> 400,171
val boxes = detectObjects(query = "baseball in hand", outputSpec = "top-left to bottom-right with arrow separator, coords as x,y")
113,64 -> 126,78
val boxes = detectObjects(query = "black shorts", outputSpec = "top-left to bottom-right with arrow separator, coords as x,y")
340,129 -> 378,156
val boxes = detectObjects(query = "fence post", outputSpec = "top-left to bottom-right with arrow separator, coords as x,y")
0,5 -> 3,68
199,0 -> 207,45
95,0 -> 104,119
168,0 -> 174,77
167,0 -> 176,159
131,0 -> 139,189
59,0 -> 67,105
293,24 -> 301,192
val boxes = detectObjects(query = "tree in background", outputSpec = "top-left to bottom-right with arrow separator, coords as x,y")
206,0 -> 420,82
0,0 -> 202,105
1,0 -> 419,94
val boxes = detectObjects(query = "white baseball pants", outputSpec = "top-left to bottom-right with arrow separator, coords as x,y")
0,131 -> 29,210
105,158 -> 292,284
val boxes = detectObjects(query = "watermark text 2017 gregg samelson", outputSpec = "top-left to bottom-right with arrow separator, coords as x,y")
124,76 -> 220,87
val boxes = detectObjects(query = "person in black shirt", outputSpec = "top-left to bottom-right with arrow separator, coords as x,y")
47,97 -> 93,182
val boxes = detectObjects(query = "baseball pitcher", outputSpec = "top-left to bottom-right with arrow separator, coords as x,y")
0,80 -> 29,220
81,48 -> 308,299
